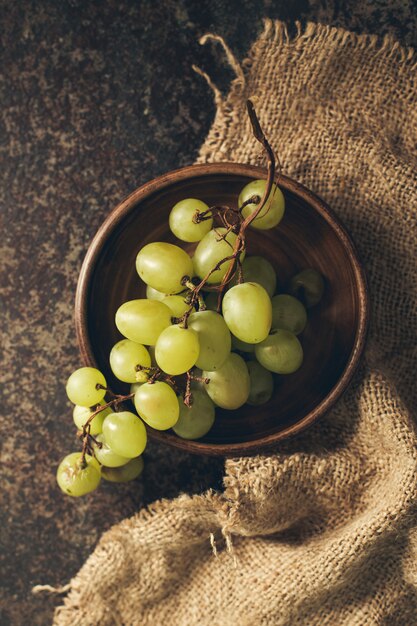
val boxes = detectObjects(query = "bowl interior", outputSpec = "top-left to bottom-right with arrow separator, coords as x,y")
76,164 -> 368,456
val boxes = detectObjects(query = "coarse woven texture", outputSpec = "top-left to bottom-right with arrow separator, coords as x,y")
53,20 -> 417,626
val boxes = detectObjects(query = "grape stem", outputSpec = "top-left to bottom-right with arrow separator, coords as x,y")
180,99 -> 277,322
183,370 -> 210,408
78,392 -> 136,466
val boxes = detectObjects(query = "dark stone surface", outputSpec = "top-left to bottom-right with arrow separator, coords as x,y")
1,1 -> 415,624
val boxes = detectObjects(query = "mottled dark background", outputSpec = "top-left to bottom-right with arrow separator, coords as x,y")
0,1 -> 415,624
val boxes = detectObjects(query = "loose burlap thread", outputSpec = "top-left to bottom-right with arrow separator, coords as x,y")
53,20 -> 417,626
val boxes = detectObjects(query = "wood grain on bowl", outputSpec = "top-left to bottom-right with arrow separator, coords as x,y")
75,163 -> 369,456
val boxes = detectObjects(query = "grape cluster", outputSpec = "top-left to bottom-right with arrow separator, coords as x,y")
57,177 -> 324,497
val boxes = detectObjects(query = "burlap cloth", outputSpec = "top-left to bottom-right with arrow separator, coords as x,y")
53,20 -> 417,626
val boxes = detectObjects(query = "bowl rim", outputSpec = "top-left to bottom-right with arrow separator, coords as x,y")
75,162 -> 369,456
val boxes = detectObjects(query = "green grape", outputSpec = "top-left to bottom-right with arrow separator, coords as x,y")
136,242 -> 193,294
115,299 -> 172,345
102,411 -> 147,458
255,329 -> 303,374
289,269 -> 325,308
193,228 -> 245,284
102,456 -> 144,483
155,325 -> 199,375
271,294 -> 307,335
188,310 -> 231,371
231,335 -> 255,353
146,285 -> 167,301
66,367 -> 107,407
222,282 -> 272,344
169,198 -> 212,242
134,381 -> 179,430
73,402 -> 111,435
109,339 -> 151,383
161,295 -> 194,318
92,434 -> 131,467
238,179 -> 285,230
203,353 -> 250,409
173,390 -> 216,440
246,361 -> 274,405
56,452 -> 101,497
236,256 -> 277,296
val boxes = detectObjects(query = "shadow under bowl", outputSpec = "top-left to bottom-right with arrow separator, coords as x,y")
75,163 -> 369,456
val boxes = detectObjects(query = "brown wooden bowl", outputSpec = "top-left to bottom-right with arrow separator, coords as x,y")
75,163 -> 369,456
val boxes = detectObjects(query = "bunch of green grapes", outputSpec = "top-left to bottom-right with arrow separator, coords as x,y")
57,179 -> 324,497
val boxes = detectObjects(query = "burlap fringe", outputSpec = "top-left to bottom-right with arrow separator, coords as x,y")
196,19 -> 416,165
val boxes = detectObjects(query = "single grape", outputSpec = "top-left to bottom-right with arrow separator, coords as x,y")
238,179 -> 285,230
289,269 -> 324,308
102,411 -> 147,458
146,285 -> 167,301
237,256 -> 277,296
155,325 -> 200,375
173,390 -> 216,440
115,299 -> 172,345
161,295 -> 194,318
231,335 -> 255,353
255,329 -> 303,374
193,228 -> 245,284
56,452 -> 101,497
246,361 -> 274,405
134,381 -> 179,430
169,198 -> 212,242
188,310 -> 231,371
109,339 -> 151,384
222,282 -> 272,343
92,434 -> 131,467
136,242 -> 193,294
66,367 -> 107,407
203,353 -> 250,409
271,294 -> 307,335
102,456 -> 144,483
73,402 -> 111,435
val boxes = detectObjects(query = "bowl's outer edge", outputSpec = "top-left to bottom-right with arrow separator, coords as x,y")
75,162 -> 370,457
